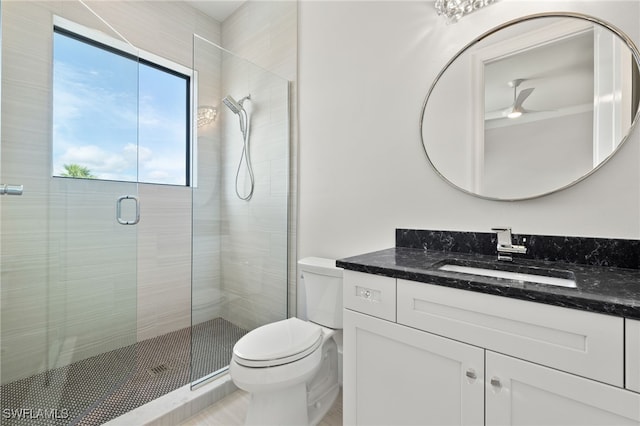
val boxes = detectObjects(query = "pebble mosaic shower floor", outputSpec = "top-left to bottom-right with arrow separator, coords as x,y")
0,318 -> 247,426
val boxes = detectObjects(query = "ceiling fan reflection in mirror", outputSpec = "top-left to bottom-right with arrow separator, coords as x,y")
504,78 -> 533,118
486,78 -> 546,120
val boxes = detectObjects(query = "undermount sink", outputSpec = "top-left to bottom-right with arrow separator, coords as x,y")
437,262 -> 577,288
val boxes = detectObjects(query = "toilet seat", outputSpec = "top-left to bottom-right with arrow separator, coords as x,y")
233,318 -> 323,368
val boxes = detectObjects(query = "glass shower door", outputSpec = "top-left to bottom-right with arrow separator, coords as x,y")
191,35 -> 290,384
0,2 -> 139,424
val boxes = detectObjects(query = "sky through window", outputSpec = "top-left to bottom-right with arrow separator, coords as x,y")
53,29 -> 189,186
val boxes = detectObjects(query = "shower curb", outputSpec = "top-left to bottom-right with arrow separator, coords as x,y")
102,374 -> 237,426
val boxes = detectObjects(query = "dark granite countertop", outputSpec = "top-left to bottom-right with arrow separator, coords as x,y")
337,247 -> 640,320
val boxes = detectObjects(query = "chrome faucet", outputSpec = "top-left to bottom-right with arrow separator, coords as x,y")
491,227 -> 527,261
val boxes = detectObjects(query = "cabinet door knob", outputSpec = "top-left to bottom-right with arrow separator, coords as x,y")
490,377 -> 502,389
465,369 -> 477,380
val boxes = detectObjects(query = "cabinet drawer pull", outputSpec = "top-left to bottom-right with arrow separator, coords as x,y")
466,369 -> 477,380
356,286 -> 381,302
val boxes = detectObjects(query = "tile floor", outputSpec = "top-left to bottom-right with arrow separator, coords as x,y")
1,318 -> 247,426
179,389 -> 343,426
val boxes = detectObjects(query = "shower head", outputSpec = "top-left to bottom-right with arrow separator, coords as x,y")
223,95 -> 243,115
222,94 -> 251,115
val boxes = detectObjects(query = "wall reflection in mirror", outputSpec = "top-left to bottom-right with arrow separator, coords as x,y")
421,13 -> 640,200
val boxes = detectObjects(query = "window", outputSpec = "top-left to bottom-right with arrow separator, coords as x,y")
52,22 -> 190,186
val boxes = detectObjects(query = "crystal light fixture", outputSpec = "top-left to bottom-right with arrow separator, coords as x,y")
197,106 -> 217,127
435,0 -> 498,22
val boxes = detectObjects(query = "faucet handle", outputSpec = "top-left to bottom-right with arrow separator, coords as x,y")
491,227 -> 513,247
491,227 -> 527,261
491,227 -> 512,233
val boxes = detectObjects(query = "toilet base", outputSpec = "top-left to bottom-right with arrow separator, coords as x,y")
245,382 -> 309,426
233,328 -> 342,426
307,336 -> 340,424
308,383 -> 339,426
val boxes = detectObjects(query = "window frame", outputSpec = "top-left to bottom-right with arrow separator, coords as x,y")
52,16 -> 194,187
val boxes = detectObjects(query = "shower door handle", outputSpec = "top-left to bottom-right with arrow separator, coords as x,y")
0,184 -> 23,196
116,195 -> 140,225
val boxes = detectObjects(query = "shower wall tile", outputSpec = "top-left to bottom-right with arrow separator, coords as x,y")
1,1 -> 59,383
286,81 -> 298,315
137,185 -> 193,342
222,1 -> 297,80
191,32 -> 223,328
2,184 -> 139,382
222,1 -> 298,323
78,1 -> 221,71
191,284 -> 226,325
46,182 -> 138,367
220,1 -> 297,329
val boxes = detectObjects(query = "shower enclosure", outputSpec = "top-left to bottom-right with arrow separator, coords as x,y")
0,2 -> 290,425
190,35 -> 290,384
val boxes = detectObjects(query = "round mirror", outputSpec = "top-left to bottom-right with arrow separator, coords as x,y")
421,13 -> 640,201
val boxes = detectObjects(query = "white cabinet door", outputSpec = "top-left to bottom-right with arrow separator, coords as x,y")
344,309 -> 484,426
486,351 -> 640,426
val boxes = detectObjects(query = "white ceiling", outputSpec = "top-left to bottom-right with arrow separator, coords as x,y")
185,0 -> 246,22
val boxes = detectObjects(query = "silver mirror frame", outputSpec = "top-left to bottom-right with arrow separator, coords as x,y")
420,12 -> 640,201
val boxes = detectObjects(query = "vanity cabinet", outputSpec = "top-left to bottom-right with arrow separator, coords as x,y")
343,272 -> 640,425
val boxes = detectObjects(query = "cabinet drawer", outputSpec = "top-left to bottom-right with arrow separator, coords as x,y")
344,270 -> 396,321
397,279 -> 624,386
626,319 -> 640,393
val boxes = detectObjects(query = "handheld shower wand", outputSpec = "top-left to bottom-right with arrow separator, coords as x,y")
222,94 -> 254,201
222,95 -> 243,114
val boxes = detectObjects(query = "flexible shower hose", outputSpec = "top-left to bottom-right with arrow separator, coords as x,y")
235,107 -> 254,201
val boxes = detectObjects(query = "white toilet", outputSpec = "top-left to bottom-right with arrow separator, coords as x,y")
229,257 -> 343,426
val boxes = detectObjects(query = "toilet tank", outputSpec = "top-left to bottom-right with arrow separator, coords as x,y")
298,257 -> 343,329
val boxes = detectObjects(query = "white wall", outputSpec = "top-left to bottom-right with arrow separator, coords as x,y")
298,0 -> 640,262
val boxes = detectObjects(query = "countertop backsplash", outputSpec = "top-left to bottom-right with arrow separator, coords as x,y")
396,229 -> 640,270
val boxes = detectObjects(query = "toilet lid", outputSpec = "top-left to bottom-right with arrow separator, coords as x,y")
233,318 -> 323,367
